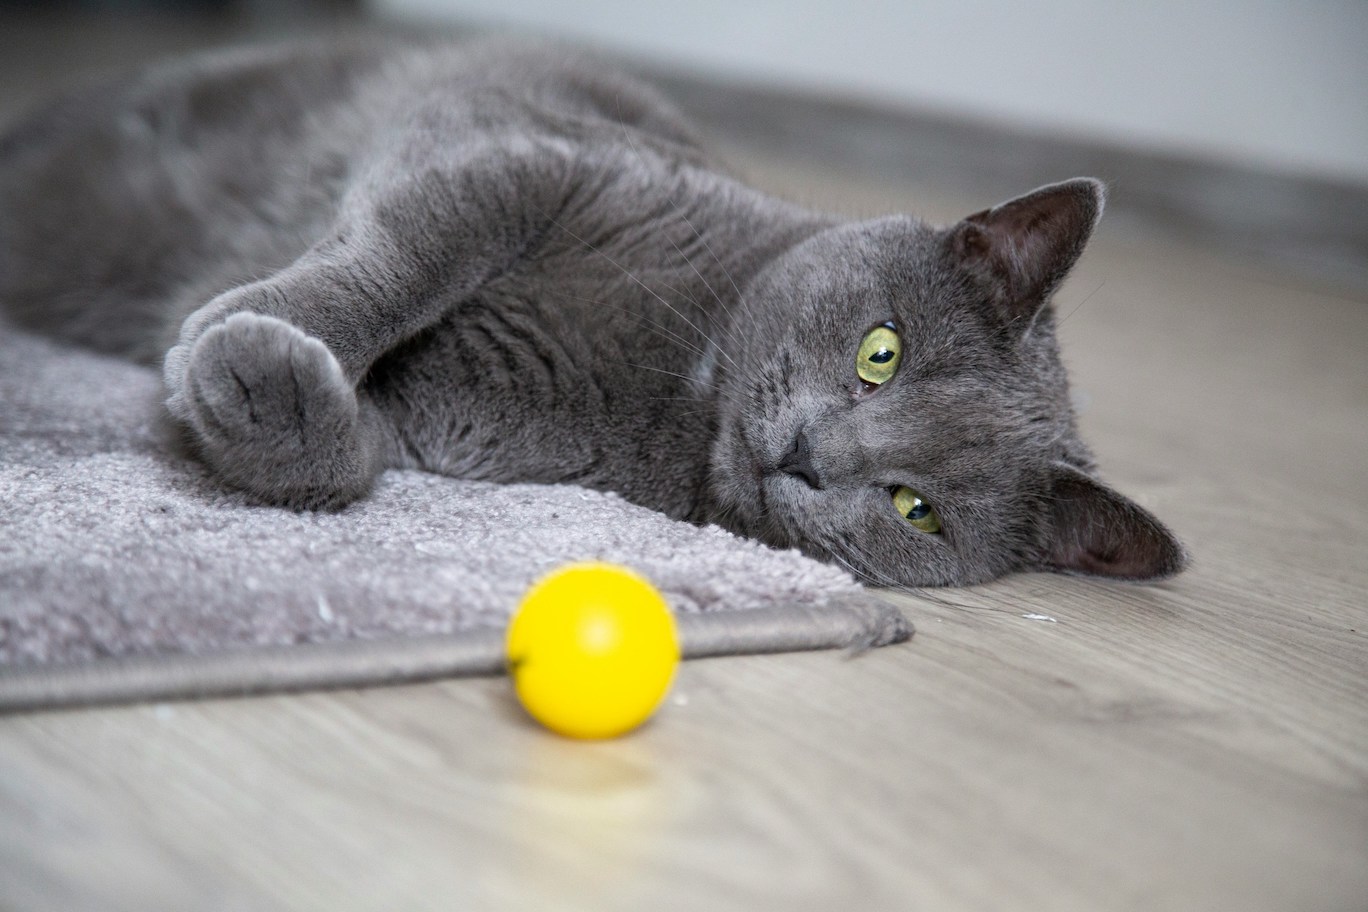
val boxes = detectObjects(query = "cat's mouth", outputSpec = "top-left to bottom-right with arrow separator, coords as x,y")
720,433 -> 796,545
742,440 -> 772,512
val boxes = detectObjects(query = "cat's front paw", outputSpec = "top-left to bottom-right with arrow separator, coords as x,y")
164,288 -> 270,423
174,312 -> 380,509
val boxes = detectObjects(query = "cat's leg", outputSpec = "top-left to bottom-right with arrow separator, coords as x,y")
178,311 -> 386,509
163,152 -> 566,508
163,241 -> 423,509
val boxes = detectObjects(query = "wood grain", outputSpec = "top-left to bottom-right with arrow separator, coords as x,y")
2,57 -> 1367,912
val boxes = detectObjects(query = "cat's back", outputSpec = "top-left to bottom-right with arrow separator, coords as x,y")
400,38 -> 708,153
0,34 -> 707,236
0,37 -> 403,355
0,35 -> 706,358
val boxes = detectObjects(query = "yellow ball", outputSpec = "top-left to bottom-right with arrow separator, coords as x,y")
506,562 -> 680,739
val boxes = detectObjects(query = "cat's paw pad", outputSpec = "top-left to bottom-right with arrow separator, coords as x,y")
164,291 -> 269,423
178,313 -> 369,508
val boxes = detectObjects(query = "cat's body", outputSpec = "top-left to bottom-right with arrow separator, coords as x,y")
0,36 -> 1186,586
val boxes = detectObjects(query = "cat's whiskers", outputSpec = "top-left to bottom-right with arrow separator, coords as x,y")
613,112 -> 758,350
830,539 -> 905,590
647,394 -> 714,417
656,406 -> 715,423
666,205 -> 763,339
547,289 -> 711,361
534,204 -> 742,373
644,208 -> 752,351
652,230 -> 752,356
906,588 -> 1025,617
829,550 -> 880,587
1053,279 -> 1106,330
620,360 -> 724,393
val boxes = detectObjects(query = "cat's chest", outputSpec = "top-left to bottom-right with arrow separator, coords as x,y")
370,252 -> 726,519
492,229 -> 728,392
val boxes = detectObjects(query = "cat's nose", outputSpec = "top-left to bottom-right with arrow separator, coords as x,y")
777,429 -> 823,489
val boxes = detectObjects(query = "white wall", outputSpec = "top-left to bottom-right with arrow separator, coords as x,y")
372,0 -> 1368,186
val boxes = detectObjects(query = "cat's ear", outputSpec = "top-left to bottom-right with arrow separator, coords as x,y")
1041,464 -> 1188,580
950,178 -> 1104,323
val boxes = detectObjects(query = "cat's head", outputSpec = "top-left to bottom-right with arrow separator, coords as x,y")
708,178 -> 1186,586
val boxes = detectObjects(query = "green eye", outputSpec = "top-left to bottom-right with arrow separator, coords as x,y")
892,486 -> 941,534
856,324 -> 902,386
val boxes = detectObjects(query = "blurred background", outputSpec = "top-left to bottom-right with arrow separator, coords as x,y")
1,0 -> 1365,286
379,0 -> 1368,187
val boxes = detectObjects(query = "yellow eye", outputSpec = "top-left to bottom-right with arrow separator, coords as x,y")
892,486 -> 941,534
856,324 -> 902,386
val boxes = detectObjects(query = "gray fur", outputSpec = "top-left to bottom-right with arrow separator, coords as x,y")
0,35 -> 1186,586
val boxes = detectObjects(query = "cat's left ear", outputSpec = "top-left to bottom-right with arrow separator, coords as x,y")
1040,463 -> 1188,580
950,178 -> 1104,323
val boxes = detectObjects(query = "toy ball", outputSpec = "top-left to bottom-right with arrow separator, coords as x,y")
506,562 -> 680,739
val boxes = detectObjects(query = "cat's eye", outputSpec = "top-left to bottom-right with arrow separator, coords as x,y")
892,485 -> 941,534
856,323 -> 902,387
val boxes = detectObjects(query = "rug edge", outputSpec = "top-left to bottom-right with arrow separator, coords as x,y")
0,595 -> 911,714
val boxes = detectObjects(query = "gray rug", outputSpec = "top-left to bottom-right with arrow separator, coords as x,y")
0,323 -> 909,711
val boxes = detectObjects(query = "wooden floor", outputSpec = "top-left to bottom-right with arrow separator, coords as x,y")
3,90 -> 1367,912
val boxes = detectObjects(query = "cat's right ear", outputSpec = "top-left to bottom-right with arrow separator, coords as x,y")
1040,463 -> 1188,580
948,178 -> 1105,325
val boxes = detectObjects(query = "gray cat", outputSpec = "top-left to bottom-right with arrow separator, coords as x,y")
0,36 -> 1186,587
